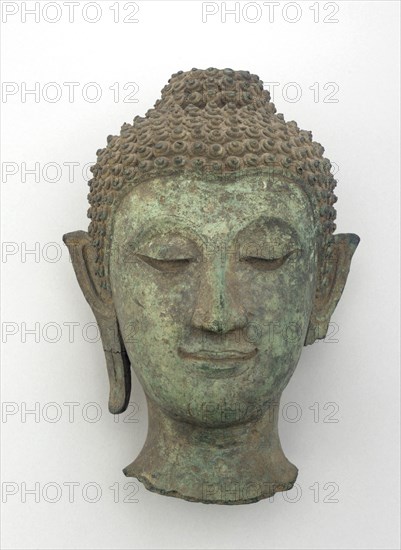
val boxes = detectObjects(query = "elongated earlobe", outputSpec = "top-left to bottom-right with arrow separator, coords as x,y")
305,233 -> 360,345
63,230 -> 131,413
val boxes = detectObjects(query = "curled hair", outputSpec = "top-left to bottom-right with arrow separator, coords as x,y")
87,68 -> 337,293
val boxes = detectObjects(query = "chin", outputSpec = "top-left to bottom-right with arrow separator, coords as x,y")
150,380 -> 272,428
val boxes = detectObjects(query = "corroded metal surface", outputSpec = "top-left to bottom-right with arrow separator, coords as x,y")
63,68 -> 359,504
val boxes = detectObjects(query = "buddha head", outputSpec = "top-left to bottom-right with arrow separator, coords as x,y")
63,68 -> 359,504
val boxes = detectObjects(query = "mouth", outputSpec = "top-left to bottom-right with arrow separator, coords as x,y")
178,347 -> 258,378
178,348 -> 258,362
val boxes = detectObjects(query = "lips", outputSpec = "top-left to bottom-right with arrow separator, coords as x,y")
178,347 -> 258,362
178,346 -> 258,379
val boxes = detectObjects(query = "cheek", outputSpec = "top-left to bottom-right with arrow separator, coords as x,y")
241,260 -> 314,318
111,265 -> 200,347
239,258 -> 315,357
246,269 -> 314,395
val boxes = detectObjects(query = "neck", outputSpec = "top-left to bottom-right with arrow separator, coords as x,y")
124,398 -> 297,504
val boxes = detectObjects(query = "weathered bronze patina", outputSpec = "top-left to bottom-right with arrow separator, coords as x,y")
63,68 -> 359,504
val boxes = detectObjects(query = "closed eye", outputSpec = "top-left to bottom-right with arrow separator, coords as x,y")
240,250 -> 298,271
136,254 -> 193,273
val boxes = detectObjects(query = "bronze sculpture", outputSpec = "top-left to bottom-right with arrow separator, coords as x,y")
63,68 -> 359,504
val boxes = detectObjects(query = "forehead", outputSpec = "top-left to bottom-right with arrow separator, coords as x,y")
112,175 -> 316,242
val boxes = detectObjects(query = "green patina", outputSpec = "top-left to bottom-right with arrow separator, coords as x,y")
63,68 -> 359,504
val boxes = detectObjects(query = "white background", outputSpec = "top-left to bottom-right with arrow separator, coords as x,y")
1,1 -> 400,549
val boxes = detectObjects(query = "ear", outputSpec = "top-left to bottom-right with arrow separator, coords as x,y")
63,230 -> 131,414
305,233 -> 360,345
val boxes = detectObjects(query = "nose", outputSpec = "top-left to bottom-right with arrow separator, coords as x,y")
191,256 -> 247,334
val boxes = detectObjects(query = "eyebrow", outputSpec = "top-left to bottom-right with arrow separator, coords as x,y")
129,214 -> 301,253
128,220 -> 201,250
237,215 -> 301,241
